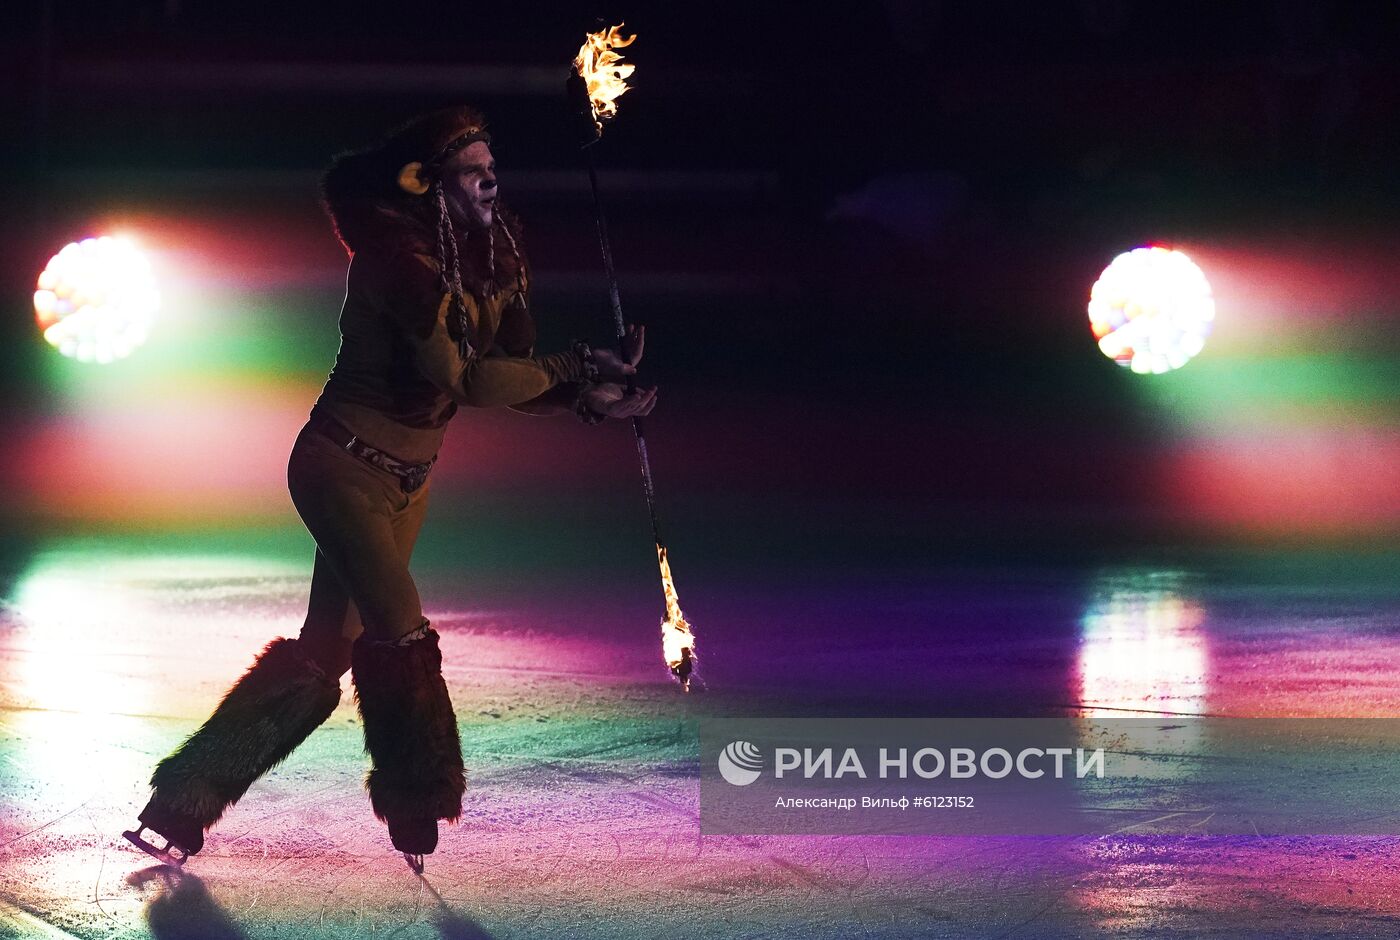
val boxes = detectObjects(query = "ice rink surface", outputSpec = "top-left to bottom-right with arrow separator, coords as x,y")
3,517 -> 1400,939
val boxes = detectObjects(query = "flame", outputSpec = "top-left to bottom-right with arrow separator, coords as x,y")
657,545 -> 695,689
574,24 -> 636,131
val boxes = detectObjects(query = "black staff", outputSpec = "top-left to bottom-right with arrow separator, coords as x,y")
570,26 -> 696,690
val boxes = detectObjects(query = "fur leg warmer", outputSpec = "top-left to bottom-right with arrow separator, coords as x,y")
351,623 -> 466,825
147,638 -> 342,830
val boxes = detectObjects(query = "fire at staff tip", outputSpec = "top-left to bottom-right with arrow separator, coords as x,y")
574,24 -> 637,130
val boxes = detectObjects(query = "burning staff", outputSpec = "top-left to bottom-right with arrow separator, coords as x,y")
570,25 -> 697,691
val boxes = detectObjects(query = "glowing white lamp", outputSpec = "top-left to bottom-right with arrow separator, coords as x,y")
1088,246 -> 1214,374
34,235 -> 159,364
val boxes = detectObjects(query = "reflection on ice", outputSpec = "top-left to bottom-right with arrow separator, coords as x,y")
1078,570 -> 1210,715
7,547 -> 305,716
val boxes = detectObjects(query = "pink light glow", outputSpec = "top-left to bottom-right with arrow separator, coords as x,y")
1182,240 -> 1400,346
1160,426 -> 1400,537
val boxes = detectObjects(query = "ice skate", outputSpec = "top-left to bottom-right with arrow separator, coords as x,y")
127,638 -> 341,864
122,800 -> 203,866
388,816 -> 438,873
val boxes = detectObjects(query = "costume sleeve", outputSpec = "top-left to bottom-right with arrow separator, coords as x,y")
371,250 -> 588,408
508,382 -> 583,416
490,276 -> 585,416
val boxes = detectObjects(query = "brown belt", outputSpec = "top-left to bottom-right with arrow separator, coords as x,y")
308,411 -> 436,494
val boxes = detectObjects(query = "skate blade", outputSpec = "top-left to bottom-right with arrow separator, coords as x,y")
403,852 -> 425,874
122,826 -> 188,867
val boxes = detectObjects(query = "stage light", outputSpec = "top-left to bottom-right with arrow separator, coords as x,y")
1088,246 -> 1214,374
34,235 -> 160,364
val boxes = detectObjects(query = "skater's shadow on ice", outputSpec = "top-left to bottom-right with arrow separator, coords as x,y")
127,866 -> 249,940
421,876 -> 496,940
435,907 -> 496,940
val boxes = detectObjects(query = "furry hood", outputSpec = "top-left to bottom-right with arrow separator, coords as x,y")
321,150 -> 428,255
320,105 -> 490,256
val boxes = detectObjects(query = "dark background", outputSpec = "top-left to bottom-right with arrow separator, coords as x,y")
3,0 -> 1400,559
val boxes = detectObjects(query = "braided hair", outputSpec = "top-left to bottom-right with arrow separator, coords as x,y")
429,177 -> 527,359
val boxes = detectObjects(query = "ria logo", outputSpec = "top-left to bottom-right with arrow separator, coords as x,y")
718,741 -> 763,786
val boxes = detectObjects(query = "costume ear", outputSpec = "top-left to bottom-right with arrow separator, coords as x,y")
397,162 -> 430,195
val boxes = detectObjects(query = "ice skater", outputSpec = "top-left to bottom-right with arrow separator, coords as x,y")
123,105 -> 656,873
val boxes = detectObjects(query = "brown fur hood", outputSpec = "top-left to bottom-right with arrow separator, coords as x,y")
319,106 -> 525,291
320,106 -> 507,255
321,147 -> 435,257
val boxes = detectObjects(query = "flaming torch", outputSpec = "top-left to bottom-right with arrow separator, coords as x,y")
573,24 -> 635,136
570,25 -> 697,691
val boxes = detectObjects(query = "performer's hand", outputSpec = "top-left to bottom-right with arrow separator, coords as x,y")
583,382 -> 658,418
592,325 -> 645,380
621,323 -> 645,369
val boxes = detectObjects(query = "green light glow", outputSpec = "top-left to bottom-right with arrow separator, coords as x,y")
1142,350 -> 1400,431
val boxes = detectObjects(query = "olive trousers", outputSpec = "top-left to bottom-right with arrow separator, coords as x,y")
286,420 -> 432,678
